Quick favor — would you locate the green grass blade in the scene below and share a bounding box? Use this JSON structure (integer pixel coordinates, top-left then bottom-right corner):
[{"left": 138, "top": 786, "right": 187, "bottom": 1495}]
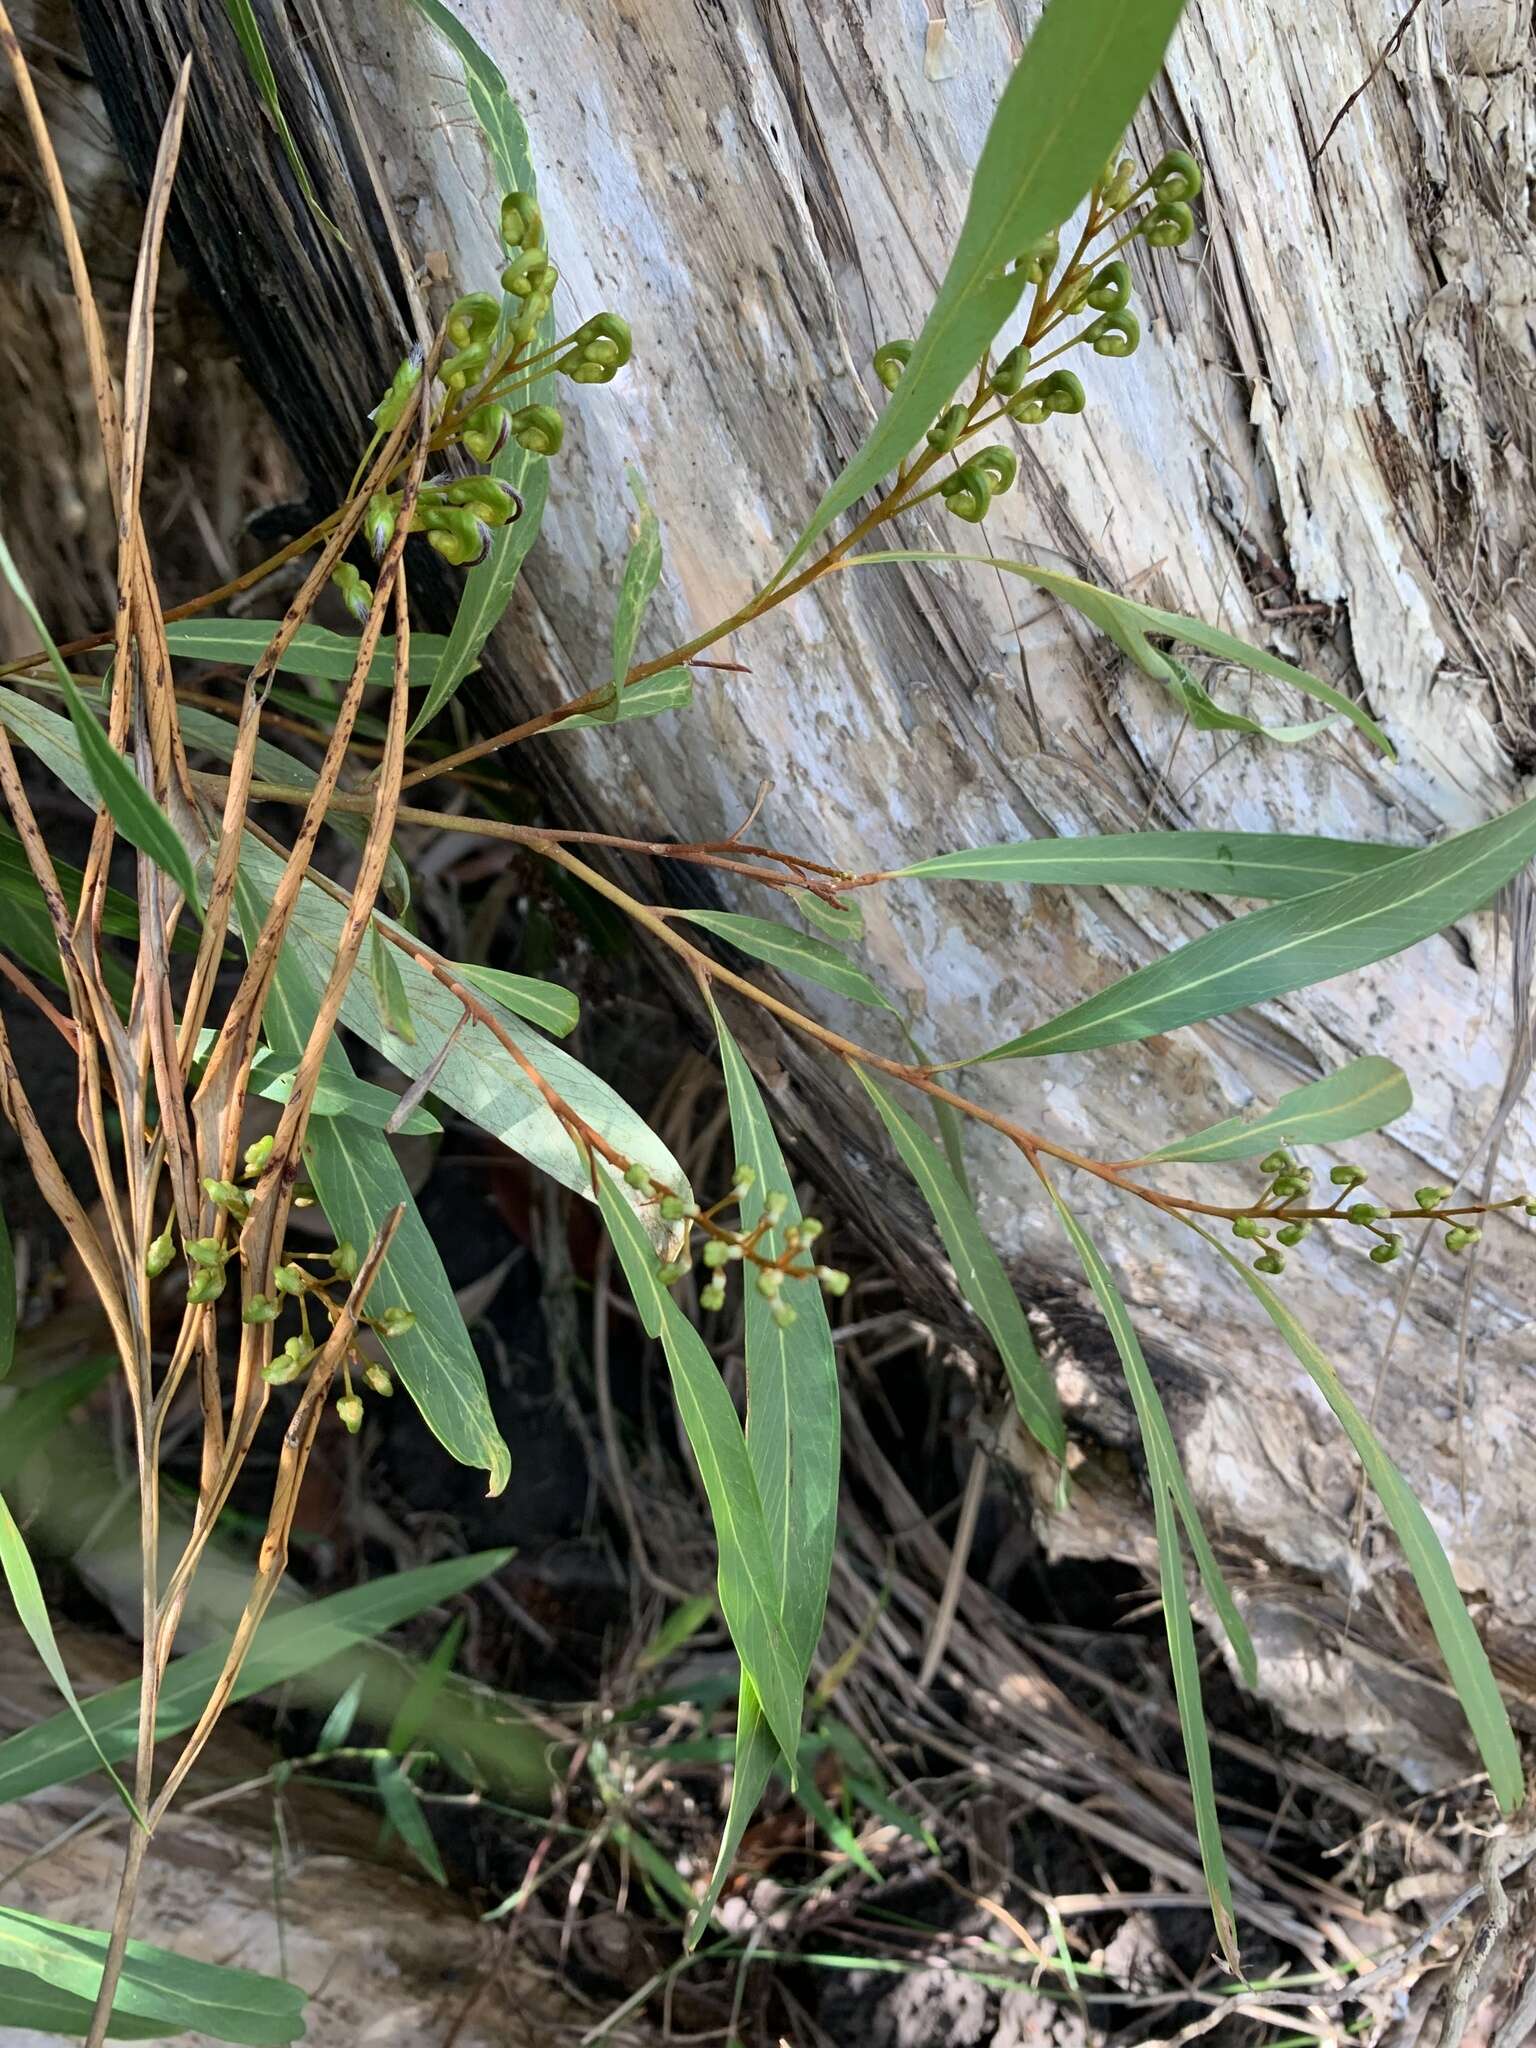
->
[
  {"left": 896, "top": 831, "right": 1411, "bottom": 901},
  {"left": 847, "top": 550, "right": 1391, "bottom": 756},
  {"left": 1049, "top": 1198, "right": 1243, "bottom": 1969},
  {"left": 371, "top": 1756, "right": 447, "bottom": 1884},
  {"left": 162, "top": 619, "right": 445, "bottom": 685},
  {"left": 605, "top": 466, "right": 662, "bottom": 718},
  {"left": 688, "top": 1680, "right": 779, "bottom": 1947},
  {"left": 0, "top": 1903, "right": 307, "bottom": 2045},
  {"left": 777, "top": 0, "right": 1187, "bottom": 575},
  {"left": 1195, "top": 1227, "right": 1523, "bottom": 1812},
  {"left": 0, "top": 1550, "right": 513, "bottom": 1806},
  {"left": 0, "top": 1494, "right": 145, "bottom": 1825},
  {"left": 675, "top": 909, "right": 895, "bottom": 1011},
  {"left": 452, "top": 960, "right": 579, "bottom": 1037},
  {"left": 976, "top": 790, "right": 1536, "bottom": 1060},
  {"left": 386, "top": 1615, "right": 465, "bottom": 1756},
  {"left": 1143, "top": 1056, "right": 1411, "bottom": 1164},
  {"left": 853, "top": 1066, "right": 1065, "bottom": 1461}
]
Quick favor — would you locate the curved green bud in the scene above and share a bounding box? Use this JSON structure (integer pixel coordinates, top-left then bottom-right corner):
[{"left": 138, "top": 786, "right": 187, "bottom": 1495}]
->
[
  {"left": 940, "top": 461, "right": 993, "bottom": 523},
  {"left": 511, "top": 289, "right": 554, "bottom": 347},
  {"left": 187, "top": 1265, "right": 226, "bottom": 1305},
  {"left": 364, "top": 1363, "right": 395, "bottom": 1397},
  {"left": 374, "top": 1304, "right": 416, "bottom": 1337},
  {"left": 1369, "top": 1237, "right": 1403, "bottom": 1264},
  {"left": 700, "top": 1280, "right": 727, "bottom": 1313},
  {"left": 446, "top": 292, "right": 500, "bottom": 350},
  {"left": 508, "top": 402, "right": 564, "bottom": 455},
  {"left": 444, "top": 476, "right": 523, "bottom": 525},
  {"left": 273, "top": 1262, "right": 306, "bottom": 1296},
  {"left": 1275, "top": 1221, "right": 1311, "bottom": 1246},
  {"left": 370, "top": 347, "right": 424, "bottom": 430},
  {"left": 441, "top": 340, "right": 491, "bottom": 398},
  {"left": 973, "top": 444, "right": 1018, "bottom": 493},
  {"left": 328, "top": 1241, "right": 360, "bottom": 1281},
  {"left": 1042, "top": 370, "right": 1086, "bottom": 415},
  {"left": 1143, "top": 200, "right": 1195, "bottom": 248},
  {"left": 422, "top": 503, "right": 492, "bottom": 566},
  {"left": 500, "top": 190, "right": 544, "bottom": 253},
  {"left": 1444, "top": 1225, "right": 1482, "bottom": 1252},
  {"left": 462, "top": 404, "right": 509, "bottom": 463},
  {"left": 1329, "top": 1163, "right": 1367, "bottom": 1187},
  {"left": 623, "top": 1161, "right": 651, "bottom": 1189},
  {"left": 1086, "top": 259, "right": 1132, "bottom": 312},
  {"left": 1057, "top": 264, "right": 1094, "bottom": 313},
  {"left": 242, "top": 1293, "right": 280, "bottom": 1326},
  {"left": 364, "top": 493, "right": 395, "bottom": 559},
  {"left": 1414, "top": 1185, "right": 1453, "bottom": 1210},
  {"left": 557, "top": 311, "right": 633, "bottom": 384},
  {"left": 336, "top": 1393, "right": 365, "bottom": 1434},
  {"left": 1088, "top": 309, "right": 1140, "bottom": 357},
  {"left": 1253, "top": 1251, "right": 1286, "bottom": 1274},
  {"left": 926, "top": 404, "right": 968, "bottom": 453},
  {"left": 1151, "top": 149, "right": 1203, "bottom": 204},
  {"left": 1104, "top": 156, "right": 1139, "bottom": 210},
  {"left": 501, "top": 249, "right": 558, "bottom": 301},
  {"left": 262, "top": 1351, "right": 309, "bottom": 1386},
  {"left": 990, "top": 343, "right": 1032, "bottom": 397},
  {"left": 145, "top": 1222, "right": 176, "bottom": 1277},
  {"left": 873, "top": 339, "right": 914, "bottom": 392},
  {"left": 1013, "top": 229, "right": 1059, "bottom": 285},
  {"left": 331, "top": 562, "right": 372, "bottom": 625}
]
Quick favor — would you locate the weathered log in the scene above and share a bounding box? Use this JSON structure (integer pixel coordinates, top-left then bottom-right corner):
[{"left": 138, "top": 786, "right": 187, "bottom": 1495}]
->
[{"left": 68, "top": 0, "right": 1536, "bottom": 1781}]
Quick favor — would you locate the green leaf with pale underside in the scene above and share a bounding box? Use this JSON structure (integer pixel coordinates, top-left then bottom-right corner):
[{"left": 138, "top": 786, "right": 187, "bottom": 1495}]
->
[
  {"left": 1143, "top": 1056, "right": 1411, "bottom": 1164},
  {"left": 674, "top": 909, "right": 894, "bottom": 1011},
  {"left": 896, "top": 830, "right": 1411, "bottom": 901}
]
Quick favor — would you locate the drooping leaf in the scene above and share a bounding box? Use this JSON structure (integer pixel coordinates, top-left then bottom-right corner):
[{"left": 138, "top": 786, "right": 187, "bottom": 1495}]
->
[
  {"left": 0, "top": 1493, "right": 144, "bottom": 1823},
  {"left": 0, "top": 1550, "right": 513, "bottom": 1806},
  {"left": 559, "top": 664, "right": 694, "bottom": 731},
  {"left": 315, "top": 1675, "right": 366, "bottom": 1756},
  {"left": 853, "top": 1066, "right": 1065, "bottom": 1461},
  {"left": 674, "top": 909, "right": 895, "bottom": 1011},
  {"left": 604, "top": 466, "right": 663, "bottom": 721},
  {"left": 790, "top": 887, "right": 865, "bottom": 942},
  {"left": 1163, "top": 659, "right": 1333, "bottom": 747},
  {"left": 1143, "top": 1056, "right": 1411, "bottom": 1164},
  {"left": 975, "top": 787, "right": 1536, "bottom": 1060},
  {"left": 1195, "top": 1226, "right": 1523, "bottom": 1813},
  {"left": 847, "top": 550, "right": 1392, "bottom": 756},
  {"left": 369, "top": 925, "right": 418, "bottom": 1044},
  {"left": 0, "top": 1904, "right": 307, "bottom": 2045},
  {"left": 594, "top": 1169, "right": 805, "bottom": 1768},
  {"left": 896, "top": 829, "right": 1411, "bottom": 900},
  {"left": 778, "top": 0, "right": 1188, "bottom": 575},
  {"left": 404, "top": 0, "right": 552, "bottom": 736},
  {"left": 689, "top": 1006, "right": 842, "bottom": 1943},
  {"left": 1050, "top": 1197, "right": 1244, "bottom": 1970},
  {"left": 220, "top": 0, "right": 346, "bottom": 249},
  {"left": 371, "top": 1755, "right": 446, "bottom": 1883},
  {"left": 0, "top": 1358, "right": 114, "bottom": 1491},
  {"left": 451, "top": 960, "right": 579, "bottom": 1037},
  {"left": 163, "top": 619, "right": 447, "bottom": 687}
]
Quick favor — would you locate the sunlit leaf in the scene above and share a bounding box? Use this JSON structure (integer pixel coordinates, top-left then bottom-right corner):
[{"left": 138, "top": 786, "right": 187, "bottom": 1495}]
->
[
  {"left": 1144, "top": 1056, "right": 1411, "bottom": 1164},
  {"left": 559, "top": 664, "right": 694, "bottom": 731},
  {"left": 790, "top": 886, "right": 865, "bottom": 942},
  {"left": 896, "top": 831, "right": 1410, "bottom": 901},
  {"left": 452, "top": 960, "right": 579, "bottom": 1037},
  {"left": 674, "top": 909, "right": 895, "bottom": 1011}
]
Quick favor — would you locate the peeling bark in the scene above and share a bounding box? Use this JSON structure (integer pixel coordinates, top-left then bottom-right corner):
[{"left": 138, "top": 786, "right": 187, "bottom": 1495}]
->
[{"left": 66, "top": 0, "right": 1536, "bottom": 1783}]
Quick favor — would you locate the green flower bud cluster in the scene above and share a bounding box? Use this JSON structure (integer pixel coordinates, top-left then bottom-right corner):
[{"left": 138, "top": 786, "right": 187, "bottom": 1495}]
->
[
  {"left": 554, "top": 312, "right": 633, "bottom": 386},
  {"left": 629, "top": 1157, "right": 849, "bottom": 1321},
  {"left": 359, "top": 474, "right": 526, "bottom": 572}
]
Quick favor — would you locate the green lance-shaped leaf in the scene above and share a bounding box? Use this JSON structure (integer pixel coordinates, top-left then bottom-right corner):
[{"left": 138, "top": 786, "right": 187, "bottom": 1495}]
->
[
  {"left": 0, "top": 1358, "right": 115, "bottom": 1489},
  {"left": 1163, "top": 659, "right": 1333, "bottom": 748},
  {"left": 602, "top": 465, "right": 663, "bottom": 723},
  {"left": 1049, "top": 1196, "right": 1247, "bottom": 1971},
  {"left": 372, "top": 1755, "right": 447, "bottom": 1884},
  {"left": 853, "top": 1065, "right": 1065, "bottom": 1462},
  {"left": 896, "top": 830, "right": 1413, "bottom": 901},
  {"left": 163, "top": 618, "right": 449, "bottom": 687},
  {"left": 688, "top": 1005, "right": 842, "bottom": 1944},
  {"left": 0, "top": 1904, "right": 308, "bottom": 2045},
  {"left": 558, "top": 664, "right": 694, "bottom": 731},
  {"left": 777, "top": 0, "right": 1188, "bottom": 576},
  {"left": 245, "top": 1045, "right": 442, "bottom": 1135},
  {"left": 451, "top": 959, "right": 579, "bottom": 1038},
  {"left": 404, "top": 0, "right": 553, "bottom": 737},
  {"left": 0, "top": 813, "right": 194, "bottom": 947},
  {"left": 594, "top": 1168, "right": 805, "bottom": 1770},
  {"left": 673, "top": 909, "right": 896, "bottom": 1012},
  {"left": 369, "top": 924, "right": 418, "bottom": 1044},
  {"left": 0, "top": 1965, "right": 169, "bottom": 2041},
  {"left": 0, "top": 529, "right": 204, "bottom": 908},
  {"left": 846, "top": 550, "right": 1392, "bottom": 756},
  {"left": 220, "top": 0, "right": 346, "bottom": 251},
  {"left": 0, "top": 1549, "right": 513, "bottom": 1807},
  {"left": 1194, "top": 1225, "right": 1523, "bottom": 1813},
  {"left": 0, "top": 1493, "right": 145, "bottom": 1824},
  {"left": 1143, "top": 1055, "right": 1411, "bottom": 1165},
  {"left": 974, "top": 784, "right": 1536, "bottom": 1061},
  {"left": 386, "top": 1616, "right": 466, "bottom": 1758},
  {"left": 790, "top": 886, "right": 865, "bottom": 942},
  {"left": 241, "top": 875, "right": 510, "bottom": 1494}
]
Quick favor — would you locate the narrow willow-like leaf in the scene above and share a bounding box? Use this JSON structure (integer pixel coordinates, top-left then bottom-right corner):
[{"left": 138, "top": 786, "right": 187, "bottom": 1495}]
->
[
  {"left": 594, "top": 1170, "right": 804, "bottom": 1768},
  {"left": 372, "top": 1756, "right": 447, "bottom": 1883},
  {"left": 604, "top": 465, "right": 662, "bottom": 722},
  {"left": 0, "top": 1964, "right": 167, "bottom": 2040},
  {"left": 0, "top": 1494, "right": 143, "bottom": 1823},
  {"left": 896, "top": 830, "right": 1410, "bottom": 900},
  {"left": 674, "top": 909, "right": 895, "bottom": 1011},
  {"left": 163, "top": 619, "right": 446, "bottom": 686},
  {"left": 0, "top": 813, "right": 176, "bottom": 944},
  {"left": 369, "top": 925, "right": 417, "bottom": 1044},
  {"left": 1165, "top": 660, "right": 1332, "bottom": 747},
  {"left": 847, "top": 550, "right": 1392, "bottom": 756},
  {"left": 315, "top": 1676, "right": 366, "bottom": 1756},
  {"left": 220, "top": 0, "right": 345, "bottom": 250},
  {"left": 1144, "top": 1056, "right": 1411, "bottom": 1165},
  {"left": 690, "top": 1006, "right": 842, "bottom": 1943},
  {"left": 559, "top": 663, "right": 694, "bottom": 731},
  {"left": 245, "top": 879, "right": 509, "bottom": 1494},
  {"left": 1050, "top": 1198, "right": 1243, "bottom": 1969},
  {"left": 977, "top": 788, "right": 1536, "bottom": 1060},
  {"left": 386, "top": 1616, "right": 465, "bottom": 1756},
  {"left": 778, "top": 0, "right": 1187, "bottom": 576},
  {"left": 0, "top": 1550, "right": 513, "bottom": 1806},
  {"left": 452, "top": 960, "right": 579, "bottom": 1037},
  {"left": 245, "top": 1046, "right": 441, "bottom": 1135},
  {"left": 790, "top": 887, "right": 865, "bottom": 942},
  {"left": 853, "top": 1065, "right": 1065, "bottom": 1461},
  {"left": 1196, "top": 1226, "right": 1523, "bottom": 1812},
  {"left": 404, "top": 0, "right": 551, "bottom": 736},
  {"left": 0, "top": 1359, "right": 114, "bottom": 1488},
  {"left": 0, "top": 1903, "right": 306, "bottom": 2045}
]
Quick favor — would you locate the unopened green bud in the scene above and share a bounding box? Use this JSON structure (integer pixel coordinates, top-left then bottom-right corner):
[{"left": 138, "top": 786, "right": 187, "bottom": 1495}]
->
[
  {"left": 624, "top": 1162, "right": 652, "bottom": 1189},
  {"left": 816, "top": 1266, "right": 850, "bottom": 1297},
  {"left": 926, "top": 404, "right": 968, "bottom": 454},
  {"left": 1014, "top": 229, "right": 1059, "bottom": 284},
  {"left": 336, "top": 1393, "right": 365, "bottom": 1435},
  {"left": 656, "top": 1261, "right": 687, "bottom": 1287},
  {"left": 363, "top": 1363, "right": 395, "bottom": 1397},
  {"left": 262, "top": 1352, "right": 308, "bottom": 1386},
  {"left": 203, "top": 1177, "right": 250, "bottom": 1220},
  {"left": 1150, "top": 149, "right": 1203, "bottom": 203},
  {"left": 331, "top": 562, "right": 373, "bottom": 626},
  {"left": 187, "top": 1265, "right": 226, "bottom": 1304},
  {"left": 1415, "top": 1186, "right": 1452, "bottom": 1210},
  {"left": 701, "top": 1238, "right": 731, "bottom": 1269},
  {"left": 363, "top": 492, "right": 395, "bottom": 559},
  {"left": 770, "top": 1299, "right": 798, "bottom": 1330},
  {"left": 370, "top": 348, "right": 423, "bottom": 431},
  {"left": 462, "top": 403, "right": 510, "bottom": 464},
  {"left": 1270, "top": 1172, "right": 1309, "bottom": 1199},
  {"left": 730, "top": 1164, "right": 755, "bottom": 1192},
  {"left": 659, "top": 1195, "right": 687, "bottom": 1222},
  {"left": 700, "top": 1280, "right": 727, "bottom": 1312},
  {"left": 1275, "top": 1221, "right": 1311, "bottom": 1247},
  {"left": 242, "top": 1293, "right": 280, "bottom": 1325},
  {"left": 1259, "top": 1150, "right": 1292, "bottom": 1175},
  {"left": 446, "top": 292, "right": 499, "bottom": 350},
  {"left": 755, "top": 1267, "right": 784, "bottom": 1299},
  {"left": 243, "top": 1133, "right": 275, "bottom": 1179},
  {"left": 283, "top": 1334, "right": 314, "bottom": 1365},
  {"left": 273, "top": 1261, "right": 306, "bottom": 1296},
  {"left": 798, "top": 1218, "right": 824, "bottom": 1244},
  {"left": 500, "top": 191, "right": 544, "bottom": 252},
  {"left": 1253, "top": 1252, "right": 1286, "bottom": 1275},
  {"left": 1369, "top": 1237, "right": 1403, "bottom": 1264},
  {"left": 1232, "top": 1216, "right": 1269, "bottom": 1240},
  {"left": 873, "top": 338, "right": 913, "bottom": 391},
  {"left": 1330, "top": 1163, "right": 1367, "bottom": 1187},
  {"left": 328, "top": 1241, "right": 359, "bottom": 1282},
  {"left": 1444, "top": 1226, "right": 1482, "bottom": 1252},
  {"left": 508, "top": 403, "right": 564, "bottom": 456},
  {"left": 374, "top": 1305, "right": 416, "bottom": 1338},
  {"left": 1143, "top": 199, "right": 1195, "bottom": 247},
  {"left": 1346, "top": 1202, "right": 1385, "bottom": 1225},
  {"left": 186, "top": 1235, "right": 226, "bottom": 1269},
  {"left": 1524, "top": 1197, "right": 1536, "bottom": 1217},
  {"left": 990, "top": 343, "right": 1033, "bottom": 397},
  {"left": 763, "top": 1190, "right": 789, "bottom": 1225},
  {"left": 145, "top": 1222, "right": 176, "bottom": 1277},
  {"left": 1085, "top": 259, "right": 1132, "bottom": 311}
]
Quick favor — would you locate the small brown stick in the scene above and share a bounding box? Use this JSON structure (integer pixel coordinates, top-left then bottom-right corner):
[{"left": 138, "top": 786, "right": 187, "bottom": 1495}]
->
[{"left": 0, "top": 950, "right": 79, "bottom": 1049}]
